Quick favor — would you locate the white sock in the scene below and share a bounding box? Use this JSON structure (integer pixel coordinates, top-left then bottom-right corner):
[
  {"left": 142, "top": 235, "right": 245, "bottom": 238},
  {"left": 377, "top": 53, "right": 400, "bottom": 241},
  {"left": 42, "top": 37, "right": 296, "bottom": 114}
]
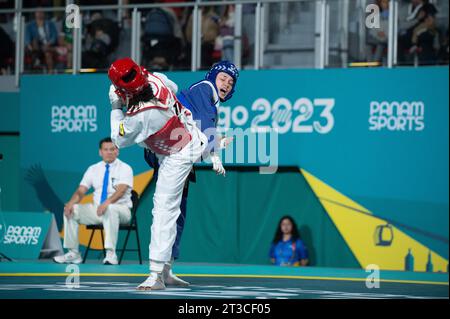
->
[
  {"left": 165, "top": 258, "right": 174, "bottom": 268},
  {"left": 150, "top": 259, "right": 165, "bottom": 273}
]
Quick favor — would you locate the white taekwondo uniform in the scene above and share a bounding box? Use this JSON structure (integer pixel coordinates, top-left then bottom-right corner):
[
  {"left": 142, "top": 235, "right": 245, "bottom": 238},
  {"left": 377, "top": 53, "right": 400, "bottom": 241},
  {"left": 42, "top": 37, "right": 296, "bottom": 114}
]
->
[{"left": 109, "top": 72, "right": 207, "bottom": 272}]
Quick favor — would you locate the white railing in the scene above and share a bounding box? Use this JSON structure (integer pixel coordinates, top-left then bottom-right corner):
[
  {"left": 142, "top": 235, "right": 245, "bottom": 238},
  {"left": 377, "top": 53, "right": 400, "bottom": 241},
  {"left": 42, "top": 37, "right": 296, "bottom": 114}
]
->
[{"left": 0, "top": 0, "right": 406, "bottom": 86}]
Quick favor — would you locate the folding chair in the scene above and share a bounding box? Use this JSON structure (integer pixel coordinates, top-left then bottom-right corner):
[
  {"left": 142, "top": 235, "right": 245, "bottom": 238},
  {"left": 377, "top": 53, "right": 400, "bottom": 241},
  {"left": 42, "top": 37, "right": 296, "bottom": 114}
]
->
[{"left": 82, "top": 190, "right": 143, "bottom": 264}]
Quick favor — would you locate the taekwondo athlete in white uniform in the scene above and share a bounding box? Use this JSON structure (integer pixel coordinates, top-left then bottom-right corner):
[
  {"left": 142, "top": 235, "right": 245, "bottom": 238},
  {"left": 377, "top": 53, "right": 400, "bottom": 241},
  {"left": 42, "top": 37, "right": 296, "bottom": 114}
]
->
[{"left": 108, "top": 57, "right": 209, "bottom": 290}]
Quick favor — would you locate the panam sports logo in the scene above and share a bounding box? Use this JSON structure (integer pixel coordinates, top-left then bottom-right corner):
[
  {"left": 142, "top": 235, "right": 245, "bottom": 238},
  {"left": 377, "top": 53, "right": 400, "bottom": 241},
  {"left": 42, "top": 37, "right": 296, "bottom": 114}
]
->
[
  {"left": 369, "top": 101, "right": 425, "bottom": 131},
  {"left": 51, "top": 105, "right": 98, "bottom": 133},
  {"left": 3, "top": 225, "right": 42, "bottom": 245}
]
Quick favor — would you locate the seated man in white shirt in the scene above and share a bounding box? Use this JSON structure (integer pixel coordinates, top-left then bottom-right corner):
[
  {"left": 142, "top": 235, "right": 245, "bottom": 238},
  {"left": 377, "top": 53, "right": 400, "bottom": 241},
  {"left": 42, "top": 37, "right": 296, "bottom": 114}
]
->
[{"left": 54, "top": 137, "right": 134, "bottom": 265}]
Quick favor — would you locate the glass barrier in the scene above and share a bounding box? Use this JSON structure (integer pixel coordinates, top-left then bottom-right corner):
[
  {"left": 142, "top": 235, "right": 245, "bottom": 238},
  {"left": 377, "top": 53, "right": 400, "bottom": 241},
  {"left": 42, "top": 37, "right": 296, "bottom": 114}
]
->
[
  {"left": 396, "top": 0, "right": 449, "bottom": 66},
  {"left": 1, "top": 0, "right": 448, "bottom": 78},
  {"left": 81, "top": 9, "right": 120, "bottom": 72},
  {"left": 22, "top": 0, "right": 60, "bottom": 9},
  {"left": 0, "top": 0, "right": 14, "bottom": 10},
  {"left": 262, "top": 1, "right": 316, "bottom": 69},
  {"left": 241, "top": 3, "right": 256, "bottom": 68},
  {"left": 323, "top": 0, "right": 387, "bottom": 68},
  {"left": 189, "top": 3, "right": 257, "bottom": 71},
  {"left": 74, "top": 0, "right": 117, "bottom": 5},
  {"left": 22, "top": 8, "right": 70, "bottom": 74},
  {"left": 139, "top": 5, "right": 193, "bottom": 71},
  {"left": 0, "top": 12, "right": 15, "bottom": 75},
  {"left": 327, "top": 0, "right": 450, "bottom": 68},
  {"left": 326, "top": 0, "right": 378, "bottom": 68}
]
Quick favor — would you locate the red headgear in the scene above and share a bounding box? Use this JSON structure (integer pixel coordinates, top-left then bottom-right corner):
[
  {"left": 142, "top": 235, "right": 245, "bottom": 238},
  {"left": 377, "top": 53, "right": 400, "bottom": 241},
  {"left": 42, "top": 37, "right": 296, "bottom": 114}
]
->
[{"left": 108, "top": 57, "right": 149, "bottom": 100}]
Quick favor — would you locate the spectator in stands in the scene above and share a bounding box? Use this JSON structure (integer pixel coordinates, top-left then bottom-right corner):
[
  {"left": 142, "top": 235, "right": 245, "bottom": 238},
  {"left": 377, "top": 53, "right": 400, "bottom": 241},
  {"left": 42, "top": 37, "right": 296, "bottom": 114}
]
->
[
  {"left": 241, "top": 4, "right": 256, "bottom": 66},
  {"left": 83, "top": 12, "right": 119, "bottom": 69},
  {"left": 410, "top": 8, "right": 440, "bottom": 65},
  {"left": 25, "top": 10, "right": 58, "bottom": 73},
  {"left": 78, "top": 0, "right": 118, "bottom": 22},
  {"left": 141, "top": 7, "right": 184, "bottom": 71},
  {"left": 366, "top": 0, "right": 389, "bottom": 64},
  {"left": 219, "top": 5, "right": 235, "bottom": 62},
  {"left": 23, "top": 1, "right": 62, "bottom": 32},
  {"left": 437, "top": 29, "right": 449, "bottom": 64},
  {"left": 185, "top": 6, "right": 220, "bottom": 69},
  {"left": 160, "top": 0, "right": 187, "bottom": 22},
  {"left": 54, "top": 32, "right": 70, "bottom": 72},
  {"left": 0, "top": 25, "right": 14, "bottom": 74},
  {"left": 398, "top": 0, "right": 438, "bottom": 64},
  {"left": 269, "top": 215, "right": 309, "bottom": 267}
]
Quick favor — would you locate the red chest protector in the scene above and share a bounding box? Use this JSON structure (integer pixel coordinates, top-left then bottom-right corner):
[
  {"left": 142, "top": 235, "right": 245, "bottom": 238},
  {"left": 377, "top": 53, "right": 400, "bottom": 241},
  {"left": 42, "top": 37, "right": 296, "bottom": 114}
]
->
[
  {"left": 144, "top": 114, "right": 192, "bottom": 155},
  {"left": 126, "top": 74, "right": 193, "bottom": 156}
]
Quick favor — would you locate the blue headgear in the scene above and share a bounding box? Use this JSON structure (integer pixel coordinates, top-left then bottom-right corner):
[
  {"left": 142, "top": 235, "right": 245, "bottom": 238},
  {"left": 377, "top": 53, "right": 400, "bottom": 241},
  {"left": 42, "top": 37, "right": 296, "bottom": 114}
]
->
[{"left": 205, "top": 60, "right": 239, "bottom": 102}]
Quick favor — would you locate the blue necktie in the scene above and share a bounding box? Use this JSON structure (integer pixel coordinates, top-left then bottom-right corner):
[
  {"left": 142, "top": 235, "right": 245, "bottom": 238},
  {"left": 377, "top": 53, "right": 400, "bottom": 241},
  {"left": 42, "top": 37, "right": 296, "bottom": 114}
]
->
[{"left": 100, "top": 163, "right": 110, "bottom": 204}]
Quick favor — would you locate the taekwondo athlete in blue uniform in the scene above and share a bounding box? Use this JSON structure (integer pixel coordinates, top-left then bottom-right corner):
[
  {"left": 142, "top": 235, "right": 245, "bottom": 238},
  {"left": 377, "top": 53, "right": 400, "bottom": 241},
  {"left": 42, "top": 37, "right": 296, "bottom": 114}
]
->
[{"left": 144, "top": 61, "right": 239, "bottom": 286}]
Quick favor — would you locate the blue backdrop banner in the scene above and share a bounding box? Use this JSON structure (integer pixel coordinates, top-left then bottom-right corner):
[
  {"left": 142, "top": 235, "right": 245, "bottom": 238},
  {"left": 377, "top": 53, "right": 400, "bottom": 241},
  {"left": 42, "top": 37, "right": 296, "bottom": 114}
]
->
[{"left": 19, "top": 67, "right": 449, "bottom": 261}]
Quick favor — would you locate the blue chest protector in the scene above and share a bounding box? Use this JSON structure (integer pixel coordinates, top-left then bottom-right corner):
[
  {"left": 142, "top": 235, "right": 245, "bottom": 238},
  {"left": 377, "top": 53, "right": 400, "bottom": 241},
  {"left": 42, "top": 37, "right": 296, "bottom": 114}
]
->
[
  {"left": 177, "top": 80, "right": 220, "bottom": 151},
  {"left": 143, "top": 80, "right": 219, "bottom": 261}
]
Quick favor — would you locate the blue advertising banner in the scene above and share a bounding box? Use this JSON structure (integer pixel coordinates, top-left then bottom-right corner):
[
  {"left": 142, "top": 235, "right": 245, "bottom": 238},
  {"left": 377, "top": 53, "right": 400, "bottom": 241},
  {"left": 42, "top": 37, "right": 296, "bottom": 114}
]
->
[
  {"left": 0, "top": 211, "right": 52, "bottom": 259},
  {"left": 18, "top": 67, "right": 449, "bottom": 266}
]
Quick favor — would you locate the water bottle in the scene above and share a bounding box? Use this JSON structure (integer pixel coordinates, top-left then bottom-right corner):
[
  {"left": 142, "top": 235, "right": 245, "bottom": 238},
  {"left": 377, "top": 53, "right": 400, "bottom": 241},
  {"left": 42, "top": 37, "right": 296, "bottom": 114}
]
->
[
  {"left": 426, "top": 251, "right": 434, "bottom": 272},
  {"left": 405, "top": 248, "right": 414, "bottom": 271}
]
